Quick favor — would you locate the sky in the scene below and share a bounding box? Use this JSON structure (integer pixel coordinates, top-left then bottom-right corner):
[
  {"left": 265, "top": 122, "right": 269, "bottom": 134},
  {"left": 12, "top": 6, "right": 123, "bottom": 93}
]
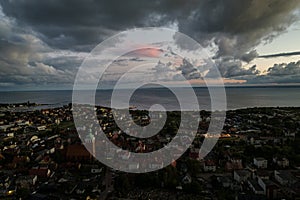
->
[{"left": 0, "top": 0, "right": 300, "bottom": 90}]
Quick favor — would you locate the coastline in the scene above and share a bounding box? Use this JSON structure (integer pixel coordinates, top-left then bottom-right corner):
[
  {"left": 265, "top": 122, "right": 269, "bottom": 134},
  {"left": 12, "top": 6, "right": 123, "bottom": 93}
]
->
[{"left": 1, "top": 102, "right": 300, "bottom": 112}]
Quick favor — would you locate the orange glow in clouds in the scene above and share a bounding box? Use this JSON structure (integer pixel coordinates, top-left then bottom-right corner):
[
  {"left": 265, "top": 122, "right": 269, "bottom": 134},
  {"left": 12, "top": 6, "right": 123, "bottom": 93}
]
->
[{"left": 130, "top": 47, "right": 163, "bottom": 58}]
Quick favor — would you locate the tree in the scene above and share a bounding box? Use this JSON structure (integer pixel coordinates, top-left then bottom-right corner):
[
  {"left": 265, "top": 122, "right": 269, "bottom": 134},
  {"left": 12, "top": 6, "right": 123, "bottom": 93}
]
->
[
  {"left": 187, "top": 159, "right": 201, "bottom": 175},
  {"left": 115, "top": 174, "right": 131, "bottom": 197},
  {"left": 16, "top": 188, "right": 30, "bottom": 199},
  {"left": 163, "top": 166, "right": 179, "bottom": 188},
  {"left": 182, "top": 181, "right": 202, "bottom": 194}
]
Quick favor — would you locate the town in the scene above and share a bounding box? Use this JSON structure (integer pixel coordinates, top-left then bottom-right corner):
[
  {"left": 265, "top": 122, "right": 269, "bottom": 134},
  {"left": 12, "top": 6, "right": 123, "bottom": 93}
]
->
[{"left": 0, "top": 104, "right": 299, "bottom": 199}]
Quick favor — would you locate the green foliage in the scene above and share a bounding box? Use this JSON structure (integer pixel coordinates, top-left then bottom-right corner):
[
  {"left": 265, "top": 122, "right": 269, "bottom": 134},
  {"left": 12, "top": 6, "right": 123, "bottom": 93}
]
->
[
  {"left": 186, "top": 159, "right": 201, "bottom": 175},
  {"left": 16, "top": 188, "right": 30, "bottom": 199},
  {"left": 135, "top": 172, "right": 160, "bottom": 188},
  {"left": 115, "top": 174, "right": 131, "bottom": 197},
  {"left": 182, "top": 181, "right": 202, "bottom": 194},
  {"left": 163, "top": 166, "right": 179, "bottom": 188}
]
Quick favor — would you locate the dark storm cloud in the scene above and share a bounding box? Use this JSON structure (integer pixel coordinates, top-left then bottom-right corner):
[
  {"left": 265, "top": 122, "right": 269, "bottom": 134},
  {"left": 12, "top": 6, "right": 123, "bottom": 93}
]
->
[
  {"left": 42, "top": 55, "right": 84, "bottom": 72},
  {"left": 206, "top": 58, "right": 260, "bottom": 78},
  {"left": 178, "top": 59, "right": 201, "bottom": 79},
  {"left": 267, "top": 60, "right": 300, "bottom": 76},
  {"left": 220, "top": 63, "right": 259, "bottom": 78},
  {"left": 152, "top": 59, "right": 203, "bottom": 81},
  {"left": 247, "top": 60, "right": 300, "bottom": 83},
  {"left": 177, "top": 0, "right": 300, "bottom": 58},
  {"left": 1, "top": 0, "right": 299, "bottom": 54},
  {"left": 0, "top": 0, "right": 161, "bottom": 51},
  {"left": 0, "top": 0, "right": 300, "bottom": 88},
  {"left": 0, "top": 8, "right": 76, "bottom": 89},
  {"left": 241, "top": 50, "right": 259, "bottom": 63}
]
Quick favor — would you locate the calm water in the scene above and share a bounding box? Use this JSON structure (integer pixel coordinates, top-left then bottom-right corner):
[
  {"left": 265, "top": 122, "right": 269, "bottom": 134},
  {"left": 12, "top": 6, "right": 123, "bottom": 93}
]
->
[{"left": 0, "top": 86, "right": 299, "bottom": 111}]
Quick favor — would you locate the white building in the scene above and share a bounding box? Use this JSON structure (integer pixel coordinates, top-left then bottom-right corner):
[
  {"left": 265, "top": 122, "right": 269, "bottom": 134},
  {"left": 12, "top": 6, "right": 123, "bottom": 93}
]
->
[
  {"left": 254, "top": 157, "right": 268, "bottom": 169},
  {"left": 273, "top": 157, "right": 289, "bottom": 168},
  {"left": 128, "top": 162, "right": 139, "bottom": 170},
  {"left": 203, "top": 160, "right": 216, "bottom": 172}
]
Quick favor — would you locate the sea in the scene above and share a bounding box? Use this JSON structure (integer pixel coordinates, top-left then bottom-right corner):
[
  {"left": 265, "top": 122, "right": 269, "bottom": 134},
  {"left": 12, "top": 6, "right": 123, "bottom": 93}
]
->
[{"left": 0, "top": 86, "right": 300, "bottom": 111}]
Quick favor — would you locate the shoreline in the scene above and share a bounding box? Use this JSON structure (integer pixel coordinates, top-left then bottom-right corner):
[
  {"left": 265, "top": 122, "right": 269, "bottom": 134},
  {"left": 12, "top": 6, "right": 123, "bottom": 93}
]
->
[{"left": 0, "top": 102, "right": 300, "bottom": 113}]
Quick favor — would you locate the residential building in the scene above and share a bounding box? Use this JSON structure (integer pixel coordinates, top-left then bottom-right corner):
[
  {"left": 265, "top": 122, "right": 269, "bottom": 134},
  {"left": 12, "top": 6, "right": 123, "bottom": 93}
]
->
[
  {"left": 203, "top": 160, "right": 216, "bottom": 172},
  {"left": 254, "top": 157, "right": 268, "bottom": 169}
]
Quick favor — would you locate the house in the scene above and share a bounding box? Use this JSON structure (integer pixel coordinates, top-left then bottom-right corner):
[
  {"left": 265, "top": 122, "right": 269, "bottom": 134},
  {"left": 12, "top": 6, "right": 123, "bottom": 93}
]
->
[
  {"left": 128, "top": 162, "right": 139, "bottom": 170},
  {"left": 79, "top": 164, "right": 103, "bottom": 174},
  {"left": 12, "top": 156, "right": 30, "bottom": 168},
  {"left": 6, "top": 133, "right": 14, "bottom": 137},
  {"left": 225, "top": 158, "right": 243, "bottom": 172},
  {"left": 273, "top": 157, "right": 289, "bottom": 168},
  {"left": 29, "top": 166, "right": 51, "bottom": 178},
  {"left": 0, "top": 174, "right": 11, "bottom": 192},
  {"left": 16, "top": 175, "right": 37, "bottom": 189},
  {"left": 182, "top": 174, "right": 192, "bottom": 184},
  {"left": 119, "top": 151, "right": 130, "bottom": 160},
  {"left": 274, "top": 170, "right": 297, "bottom": 186},
  {"left": 149, "top": 162, "right": 163, "bottom": 170},
  {"left": 234, "top": 170, "right": 251, "bottom": 183},
  {"left": 254, "top": 157, "right": 268, "bottom": 169},
  {"left": 217, "top": 176, "right": 232, "bottom": 188},
  {"left": 203, "top": 160, "right": 216, "bottom": 172},
  {"left": 257, "top": 177, "right": 278, "bottom": 199},
  {"left": 0, "top": 124, "right": 13, "bottom": 132},
  {"left": 37, "top": 125, "right": 47, "bottom": 131},
  {"left": 285, "top": 132, "right": 295, "bottom": 137},
  {"left": 189, "top": 148, "right": 200, "bottom": 160},
  {"left": 255, "top": 170, "right": 272, "bottom": 180}
]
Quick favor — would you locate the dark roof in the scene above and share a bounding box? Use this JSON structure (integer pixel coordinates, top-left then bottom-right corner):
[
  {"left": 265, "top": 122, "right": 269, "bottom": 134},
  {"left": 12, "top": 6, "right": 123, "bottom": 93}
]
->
[
  {"left": 248, "top": 180, "right": 264, "bottom": 192},
  {"left": 238, "top": 194, "right": 266, "bottom": 200},
  {"left": 235, "top": 169, "right": 251, "bottom": 177}
]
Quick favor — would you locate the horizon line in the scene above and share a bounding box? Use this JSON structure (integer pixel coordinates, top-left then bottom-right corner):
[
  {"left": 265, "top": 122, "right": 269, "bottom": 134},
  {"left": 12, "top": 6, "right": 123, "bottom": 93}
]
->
[{"left": 1, "top": 83, "right": 300, "bottom": 92}]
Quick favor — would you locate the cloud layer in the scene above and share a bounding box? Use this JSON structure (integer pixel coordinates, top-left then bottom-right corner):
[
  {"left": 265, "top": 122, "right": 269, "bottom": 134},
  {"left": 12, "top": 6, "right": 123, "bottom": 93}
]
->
[
  {"left": 247, "top": 60, "right": 300, "bottom": 84},
  {"left": 0, "top": 0, "right": 300, "bottom": 89}
]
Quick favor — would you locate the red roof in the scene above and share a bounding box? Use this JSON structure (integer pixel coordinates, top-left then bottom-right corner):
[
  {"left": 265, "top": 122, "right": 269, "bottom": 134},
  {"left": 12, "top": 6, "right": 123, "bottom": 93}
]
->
[
  {"left": 205, "top": 160, "right": 216, "bottom": 166},
  {"left": 66, "top": 144, "right": 91, "bottom": 158},
  {"left": 29, "top": 168, "right": 49, "bottom": 177}
]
